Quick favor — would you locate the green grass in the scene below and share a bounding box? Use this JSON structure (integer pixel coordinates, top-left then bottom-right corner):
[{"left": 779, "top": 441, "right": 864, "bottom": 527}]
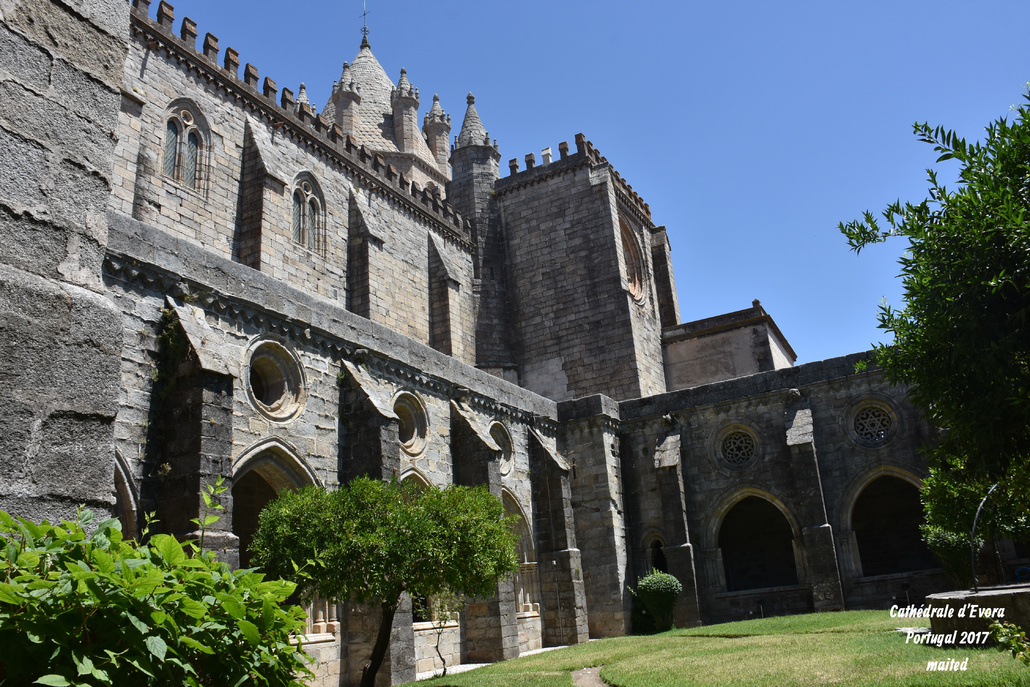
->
[{"left": 408, "top": 611, "right": 1030, "bottom": 686}]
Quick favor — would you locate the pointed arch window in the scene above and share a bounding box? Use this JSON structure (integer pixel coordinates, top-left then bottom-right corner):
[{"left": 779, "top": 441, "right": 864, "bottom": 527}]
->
[
  {"left": 162, "top": 106, "right": 204, "bottom": 190},
  {"left": 619, "top": 216, "right": 645, "bottom": 302},
  {"left": 291, "top": 175, "right": 326, "bottom": 254}
]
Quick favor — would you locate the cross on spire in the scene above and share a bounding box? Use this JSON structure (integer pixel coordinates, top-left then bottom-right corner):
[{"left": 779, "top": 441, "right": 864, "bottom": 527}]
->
[{"left": 361, "top": 0, "right": 369, "bottom": 40}]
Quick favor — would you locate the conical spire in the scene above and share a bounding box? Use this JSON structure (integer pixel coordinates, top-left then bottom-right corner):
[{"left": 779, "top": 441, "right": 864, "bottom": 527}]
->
[
  {"left": 424, "top": 93, "right": 448, "bottom": 126},
  {"left": 456, "top": 93, "right": 488, "bottom": 148},
  {"left": 296, "top": 83, "right": 310, "bottom": 106},
  {"left": 391, "top": 68, "right": 418, "bottom": 106},
  {"left": 348, "top": 34, "right": 394, "bottom": 113},
  {"left": 423, "top": 94, "right": 451, "bottom": 167}
]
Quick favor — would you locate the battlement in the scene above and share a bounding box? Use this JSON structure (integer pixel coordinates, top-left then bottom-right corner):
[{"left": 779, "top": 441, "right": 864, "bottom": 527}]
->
[
  {"left": 498, "top": 132, "right": 651, "bottom": 219},
  {"left": 130, "top": 0, "right": 470, "bottom": 243}
]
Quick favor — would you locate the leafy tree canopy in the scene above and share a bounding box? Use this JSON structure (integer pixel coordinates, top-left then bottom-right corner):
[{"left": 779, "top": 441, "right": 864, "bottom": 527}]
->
[
  {"left": 839, "top": 88, "right": 1030, "bottom": 494},
  {"left": 840, "top": 86, "right": 1030, "bottom": 574},
  {"left": 251, "top": 477, "right": 519, "bottom": 687}
]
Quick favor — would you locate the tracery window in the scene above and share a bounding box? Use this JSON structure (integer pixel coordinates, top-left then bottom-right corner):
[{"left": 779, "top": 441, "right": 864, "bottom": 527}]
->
[
  {"left": 721, "top": 431, "right": 756, "bottom": 467},
  {"left": 853, "top": 406, "right": 892, "bottom": 445},
  {"left": 291, "top": 175, "right": 325, "bottom": 254},
  {"left": 394, "top": 392, "right": 429, "bottom": 456},
  {"left": 162, "top": 107, "right": 203, "bottom": 190},
  {"left": 714, "top": 424, "right": 760, "bottom": 470},
  {"left": 844, "top": 398, "right": 898, "bottom": 448},
  {"left": 620, "top": 217, "right": 645, "bottom": 301}
]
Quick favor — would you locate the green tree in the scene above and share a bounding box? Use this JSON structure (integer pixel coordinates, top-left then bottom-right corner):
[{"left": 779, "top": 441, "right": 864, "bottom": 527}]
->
[
  {"left": 0, "top": 508, "right": 311, "bottom": 686},
  {"left": 839, "top": 86, "right": 1030, "bottom": 563},
  {"left": 251, "top": 477, "right": 519, "bottom": 687}
]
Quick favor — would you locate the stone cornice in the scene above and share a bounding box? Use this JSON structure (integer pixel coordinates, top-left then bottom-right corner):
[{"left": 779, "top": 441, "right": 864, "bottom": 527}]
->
[{"left": 103, "top": 211, "right": 555, "bottom": 424}]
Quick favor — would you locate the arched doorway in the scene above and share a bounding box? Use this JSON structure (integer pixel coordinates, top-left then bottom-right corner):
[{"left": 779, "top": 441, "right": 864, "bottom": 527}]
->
[
  {"left": 232, "top": 468, "right": 279, "bottom": 568},
  {"left": 648, "top": 538, "right": 668, "bottom": 573},
  {"left": 852, "top": 476, "right": 937, "bottom": 576},
  {"left": 232, "top": 441, "right": 317, "bottom": 567},
  {"left": 231, "top": 441, "right": 332, "bottom": 635},
  {"left": 719, "top": 496, "right": 798, "bottom": 591},
  {"left": 400, "top": 469, "right": 433, "bottom": 622}
]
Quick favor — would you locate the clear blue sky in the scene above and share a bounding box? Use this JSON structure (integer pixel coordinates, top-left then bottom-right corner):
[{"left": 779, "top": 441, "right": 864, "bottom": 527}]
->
[{"left": 148, "top": 0, "right": 1030, "bottom": 363}]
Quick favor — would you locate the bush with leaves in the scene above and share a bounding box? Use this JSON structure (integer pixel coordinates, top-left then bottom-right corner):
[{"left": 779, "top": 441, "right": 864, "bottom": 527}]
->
[
  {"left": 0, "top": 507, "right": 312, "bottom": 686},
  {"left": 251, "top": 477, "right": 519, "bottom": 687},
  {"left": 629, "top": 571, "right": 682, "bottom": 632},
  {"left": 992, "top": 620, "right": 1030, "bottom": 668}
]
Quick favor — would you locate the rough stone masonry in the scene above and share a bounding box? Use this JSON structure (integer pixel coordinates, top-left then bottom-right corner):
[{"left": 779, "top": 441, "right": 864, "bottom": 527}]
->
[{"left": 3, "top": 2, "right": 1022, "bottom": 685}]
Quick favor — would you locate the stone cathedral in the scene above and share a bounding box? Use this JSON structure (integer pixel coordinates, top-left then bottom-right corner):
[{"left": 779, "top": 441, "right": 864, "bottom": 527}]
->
[{"left": 7, "top": 1, "right": 1023, "bottom": 684}]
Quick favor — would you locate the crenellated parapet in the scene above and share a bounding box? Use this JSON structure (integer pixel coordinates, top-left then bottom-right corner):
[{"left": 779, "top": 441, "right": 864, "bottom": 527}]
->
[
  {"left": 497, "top": 132, "right": 653, "bottom": 223},
  {"left": 129, "top": 0, "right": 471, "bottom": 246}
]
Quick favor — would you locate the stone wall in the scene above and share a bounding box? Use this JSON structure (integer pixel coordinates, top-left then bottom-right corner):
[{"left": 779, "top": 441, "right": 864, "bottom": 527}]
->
[
  {"left": 0, "top": 0, "right": 128, "bottom": 522},
  {"left": 113, "top": 4, "right": 477, "bottom": 360},
  {"left": 559, "top": 395, "right": 631, "bottom": 637},
  {"left": 413, "top": 621, "right": 461, "bottom": 678},
  {"left": 662, "top": 301, "right": 796, "bottom": 391},
  {"left": 618, "top": 354, "right": 947, "bottom": 624}
]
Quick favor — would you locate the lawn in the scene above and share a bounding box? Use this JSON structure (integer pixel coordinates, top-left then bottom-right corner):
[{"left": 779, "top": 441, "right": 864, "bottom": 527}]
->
[{"left": 408, "top": 611, "right": 1030, "bottom": 686}]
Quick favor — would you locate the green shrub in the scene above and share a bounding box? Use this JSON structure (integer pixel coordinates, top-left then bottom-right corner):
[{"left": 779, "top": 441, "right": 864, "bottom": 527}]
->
[
  {"left": 0, "top": 508, "right": 312, "bottom": 686},
  {"left": 630, "top": 571, "right": 682, "bottom": 632},
  {"left": 992, "top": 620, "right": 1030, "bottom": 667}
]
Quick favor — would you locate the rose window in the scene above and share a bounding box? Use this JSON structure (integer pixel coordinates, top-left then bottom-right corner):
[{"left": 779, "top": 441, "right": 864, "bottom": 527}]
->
[
  {"left": 721, "top": 431, "right": 756, "bottom": 467},
  {"left": 854, "top": 406, "right": 892, "bottom": 445}
]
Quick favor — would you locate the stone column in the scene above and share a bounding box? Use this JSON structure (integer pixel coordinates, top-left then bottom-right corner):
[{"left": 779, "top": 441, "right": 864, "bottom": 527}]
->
[
  {"left": 559, "top": 395, "right": 630, "bottom": 637},
  {"left": 336, "top": 357, "right": 412, "bottom": 685},
  {"left": 785, "top": 402, "right": 845, "bottom": 611},
  {"left": 451, "top": 400, "right": 519, "bottom": 661},
  {"left": 145, "top": 312, "right": 237, "bottom": 560},
  {"left": 342, "top": 595, "right": 415, "bottom": 687},
  {"left": 529, "top": 427, "right": 589, "bottom": 646},
  {"left": 653, "top": 443, "right": 702, "bottom": 628},
  {"left": 338, "top": 358, "right": 401, "bottom": 482},
  {"left": 622, "top": 419, "right": 702, "bottom": 630}
]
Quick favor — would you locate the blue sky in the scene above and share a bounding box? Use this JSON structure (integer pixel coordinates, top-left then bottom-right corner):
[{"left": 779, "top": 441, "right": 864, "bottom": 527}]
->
[{"left": 148, "top": 0, "right": 1030, "bottom": 363}]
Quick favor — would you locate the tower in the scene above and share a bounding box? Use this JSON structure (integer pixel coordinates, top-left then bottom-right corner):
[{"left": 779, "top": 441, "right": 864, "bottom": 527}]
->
[
  {"left": 447, "top": 94, "right": 516, "bottom": 380},
  {"left": 329, "top": 62, "right": 361, "bottom": 136},
  {"left": 422, "top": 94, "right": 450, "bottom": 169},
  {"left": 390, "top": 68, "right": 420, "bottom": 155},
  {"left": 495, "top": 135, "right": 668, "bottom": 401}
]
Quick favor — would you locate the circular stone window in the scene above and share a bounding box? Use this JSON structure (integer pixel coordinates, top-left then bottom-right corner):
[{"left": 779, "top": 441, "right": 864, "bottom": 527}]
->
[
  {"left": 245, "top": 340, "right": 305, "bottom": 422},
  {"left": 490, "top": 422, "right": 514, "bottom": 475},
  {"left": 713, "top": 424, "right": 760, "bottom": 470},
  {"left": 393, "top": 392, "right": 428, "bottom": 455},
  {"left": 845, "top": 399, "right": 898, "bottom": 448}
]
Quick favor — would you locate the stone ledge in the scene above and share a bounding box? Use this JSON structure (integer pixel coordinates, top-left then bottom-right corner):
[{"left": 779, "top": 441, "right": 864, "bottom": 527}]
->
[
  {"left": 105, "top": 209, "right": 557, "bottom": 422},
  {"left": 926, "top": 583, "right": 1030, "bottom": 637}
]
